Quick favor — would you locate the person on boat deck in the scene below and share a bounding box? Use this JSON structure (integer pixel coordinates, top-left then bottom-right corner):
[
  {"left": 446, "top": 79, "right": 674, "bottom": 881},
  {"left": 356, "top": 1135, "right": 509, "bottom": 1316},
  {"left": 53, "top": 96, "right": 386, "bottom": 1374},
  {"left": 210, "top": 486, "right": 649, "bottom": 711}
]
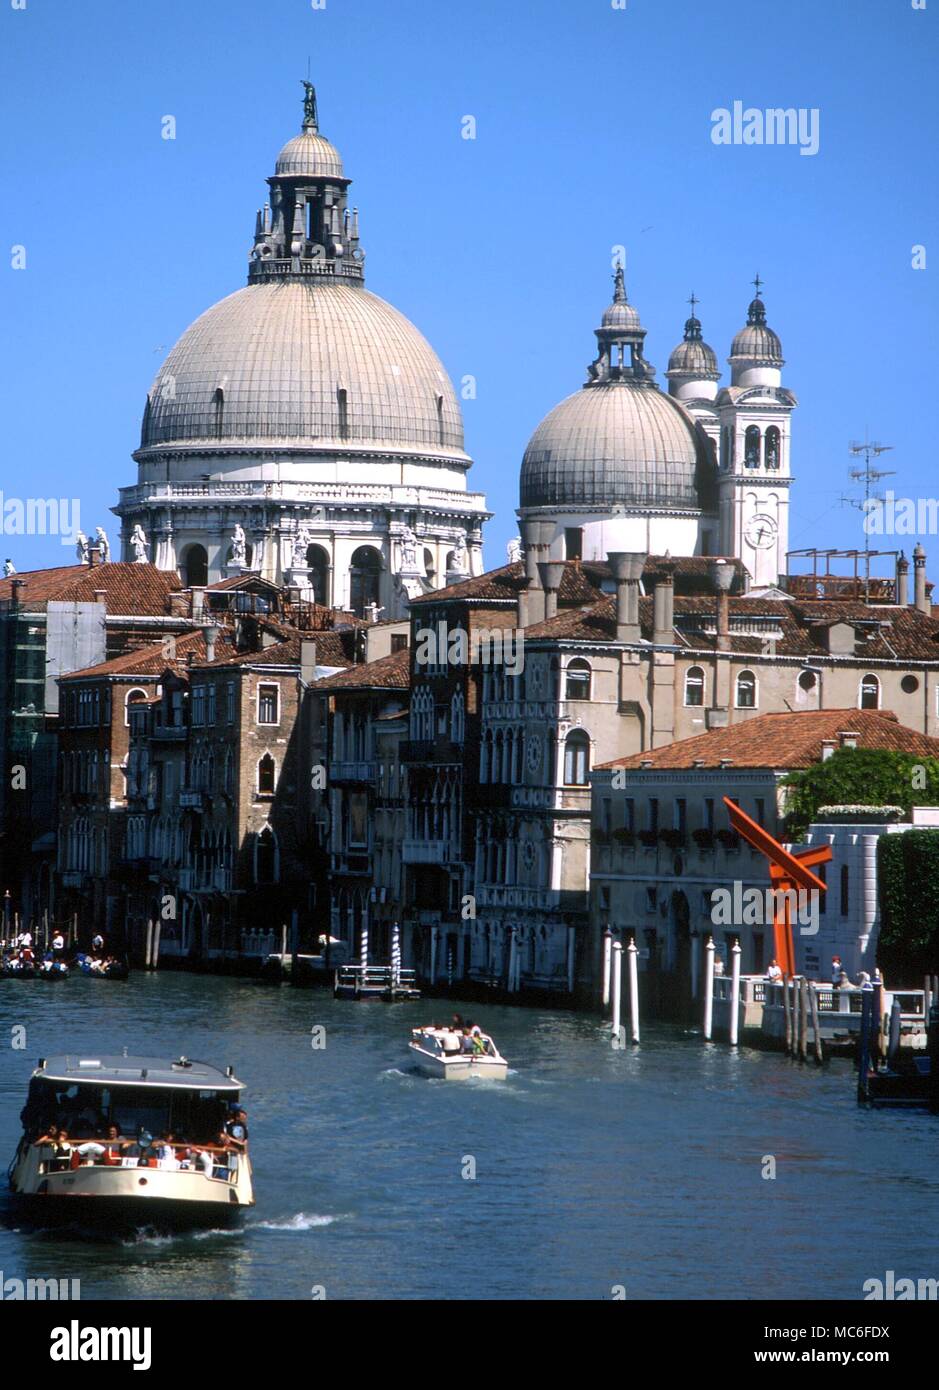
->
[
  {"left": 460, "top": 1028, "right": 475, "bottom": 1054},
  {"left": 92, "top": 933, "right": 104, "bottom": 951},
  {"left": 766, "top": 959, "right": 782, "bottom": 983},
  {"left": 211, "top": 1131, "right": 234, "bottom": 1178},
  {"left": 33, "top": 1123, "right": 59, "bottom": 1148},
  {"left": 102, "top": 1125, "right": 123, "bottom": 1164},
  {"left": 50, "top": 1129, "right": 73, "bottom": 1168},
  {"left": 831, "top": 955, "right": 843, "bottom": 987},
  {"left": 225, "top": 1108, "right": 249, "bottom": 1150},
  {"left": 51, "top": 931, "right": 65, "bottom": 954},
  {"left": 155, "top": 1132, "right": 180, "bottom": 1169}
]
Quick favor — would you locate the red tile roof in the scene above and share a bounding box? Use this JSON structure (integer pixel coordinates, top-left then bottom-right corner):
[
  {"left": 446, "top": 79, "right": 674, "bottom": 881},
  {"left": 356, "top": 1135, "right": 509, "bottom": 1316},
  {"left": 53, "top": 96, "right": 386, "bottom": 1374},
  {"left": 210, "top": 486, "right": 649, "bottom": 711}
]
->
[
  {"left": 308, "top": 646, "right": 411, "bottom": 691},
  {"left": 0, "top": 562, "right": 181, "bottom": 616},
  {"left": 60, "top": 627, "right": 239, "bottom": 680},
  {"left": 599, "top": 709, "right": 939, "bottom": 772}
]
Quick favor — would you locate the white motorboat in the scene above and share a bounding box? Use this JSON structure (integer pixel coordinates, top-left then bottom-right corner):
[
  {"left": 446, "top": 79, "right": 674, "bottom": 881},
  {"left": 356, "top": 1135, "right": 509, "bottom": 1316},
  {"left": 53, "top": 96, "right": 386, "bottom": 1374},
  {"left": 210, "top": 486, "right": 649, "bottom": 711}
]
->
[
  {"left": 408, "top": 1026, "right": 508, "bottom": 1080},
  {"left": 7, "top": 1054, "right": 255, "bottom": 1232}
]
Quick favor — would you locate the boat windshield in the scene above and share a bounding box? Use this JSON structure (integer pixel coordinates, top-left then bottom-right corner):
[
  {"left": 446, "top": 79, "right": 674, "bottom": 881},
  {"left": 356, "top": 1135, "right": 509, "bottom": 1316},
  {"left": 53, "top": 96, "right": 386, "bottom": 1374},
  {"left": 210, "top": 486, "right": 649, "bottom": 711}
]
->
[{"left": 20, "top": 1077, "right": 236, "bottom": 1144}]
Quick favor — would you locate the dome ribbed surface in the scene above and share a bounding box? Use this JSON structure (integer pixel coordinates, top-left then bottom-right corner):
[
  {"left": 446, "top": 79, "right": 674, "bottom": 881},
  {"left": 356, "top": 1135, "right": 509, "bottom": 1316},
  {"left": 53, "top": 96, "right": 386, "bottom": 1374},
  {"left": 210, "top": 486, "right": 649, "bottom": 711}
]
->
[
  {"left": 729, "top": 322, "right": 783, "bottom": 363},
  {"left": 140, "top": 281, "right": 467, "bottom": 459},
  {"left": 668, "top": 337, "right": 719, "bottom": 377},
  {"left": 275, "top": 130, "right": 344, "bottom": 179},
  {"left": 520, "top": 382, "right": 708, "bottom": 510}
]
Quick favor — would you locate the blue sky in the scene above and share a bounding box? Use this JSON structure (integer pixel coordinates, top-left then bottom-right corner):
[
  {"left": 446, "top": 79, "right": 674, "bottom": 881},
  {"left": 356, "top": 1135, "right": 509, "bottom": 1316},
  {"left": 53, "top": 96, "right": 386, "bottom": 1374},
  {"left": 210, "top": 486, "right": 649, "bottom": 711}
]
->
[{"left": 1, "top": 0, "right": 937, "bottom": 576}]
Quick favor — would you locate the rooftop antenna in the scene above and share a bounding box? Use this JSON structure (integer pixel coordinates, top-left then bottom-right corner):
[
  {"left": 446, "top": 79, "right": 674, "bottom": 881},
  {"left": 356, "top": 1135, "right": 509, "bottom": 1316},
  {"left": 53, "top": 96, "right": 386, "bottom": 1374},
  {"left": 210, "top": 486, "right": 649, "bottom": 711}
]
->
[{"left": 841, "top": 428, "right": 895, "bottom": 602}]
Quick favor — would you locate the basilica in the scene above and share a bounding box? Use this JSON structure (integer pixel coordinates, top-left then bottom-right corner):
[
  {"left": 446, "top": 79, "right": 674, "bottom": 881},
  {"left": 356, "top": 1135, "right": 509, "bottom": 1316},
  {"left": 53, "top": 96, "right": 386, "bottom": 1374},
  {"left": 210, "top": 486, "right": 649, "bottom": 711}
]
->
[{"left": 114, "top": 87, "right": 795, "bottom": 605}]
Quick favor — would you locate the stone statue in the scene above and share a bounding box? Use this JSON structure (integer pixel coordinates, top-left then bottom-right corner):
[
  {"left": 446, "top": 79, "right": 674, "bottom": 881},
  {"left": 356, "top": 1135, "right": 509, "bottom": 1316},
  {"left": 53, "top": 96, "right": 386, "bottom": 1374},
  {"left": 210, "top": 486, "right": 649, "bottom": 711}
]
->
[
  {"left": 450, "top": 532, "right": 468, "bottom": 574},
  {"left": 507, "top": 536, "right": 523, "bottom": 564},
  {"left": 399, "top": 525, "right": 418, "bottom": 573},
  {"left": 75, "top": 531, "right": 89, "bottom": 563},
  {"left": 130, "top": 524, "right": 148, "bottom": 563},
  {"left": 292, "top": 524, "right": 310, "bottom": 569},
  {"left": 95, "top": 526, "right": 110, "bottom": 563},
  {"left": 3, "top": 559, "right": 15, "bottom": 577},
  {"left": 231, "top": 523, "right": 247, "bottom": 566}
]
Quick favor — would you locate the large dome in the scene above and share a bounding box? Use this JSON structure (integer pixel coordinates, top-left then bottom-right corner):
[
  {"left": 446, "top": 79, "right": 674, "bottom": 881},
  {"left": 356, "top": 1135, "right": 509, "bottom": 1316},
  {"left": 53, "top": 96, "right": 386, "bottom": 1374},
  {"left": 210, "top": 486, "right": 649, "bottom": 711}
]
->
[
  {"left": 275, "top": 129, "right": 344, "bottom": 179},
  {"left": 139, "top": 280, "right": 468, "bottom": 460},
  {"left": 520, "top": 381, "right": 709, "bottom": 511}
]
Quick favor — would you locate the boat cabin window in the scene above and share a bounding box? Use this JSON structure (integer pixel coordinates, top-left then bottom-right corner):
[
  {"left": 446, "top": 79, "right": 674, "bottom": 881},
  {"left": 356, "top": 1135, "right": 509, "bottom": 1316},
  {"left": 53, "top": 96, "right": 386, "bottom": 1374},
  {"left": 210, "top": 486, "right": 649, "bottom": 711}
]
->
[{"left": 21, "top": 1078, "right": 235, "bottom": 1144}]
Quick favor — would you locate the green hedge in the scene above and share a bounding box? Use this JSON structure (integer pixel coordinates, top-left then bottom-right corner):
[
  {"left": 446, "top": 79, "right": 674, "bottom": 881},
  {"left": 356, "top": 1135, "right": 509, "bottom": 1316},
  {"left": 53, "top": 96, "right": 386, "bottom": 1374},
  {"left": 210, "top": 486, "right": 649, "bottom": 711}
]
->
[
  {"left": 782, "top": 748, "right": 939, "bottom": 840},
  {"left": 877, "top": 830, "right": 939, "bottom": 979}
]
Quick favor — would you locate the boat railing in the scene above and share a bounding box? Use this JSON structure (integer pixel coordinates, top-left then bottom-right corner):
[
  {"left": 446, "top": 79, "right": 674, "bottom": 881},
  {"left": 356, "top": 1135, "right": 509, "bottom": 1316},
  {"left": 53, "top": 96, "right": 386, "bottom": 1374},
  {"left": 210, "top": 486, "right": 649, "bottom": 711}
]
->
[{"left": 33, "top": 1141, "right": 241, "bottom": 1182}]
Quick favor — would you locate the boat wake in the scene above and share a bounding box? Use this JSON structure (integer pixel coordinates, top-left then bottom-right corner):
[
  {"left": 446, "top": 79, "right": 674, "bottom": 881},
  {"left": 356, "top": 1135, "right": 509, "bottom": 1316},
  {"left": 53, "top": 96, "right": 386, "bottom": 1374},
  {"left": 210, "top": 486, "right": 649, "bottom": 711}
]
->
[{"left": 251, "top": 1212, "right": 339, "bottom": 1232}]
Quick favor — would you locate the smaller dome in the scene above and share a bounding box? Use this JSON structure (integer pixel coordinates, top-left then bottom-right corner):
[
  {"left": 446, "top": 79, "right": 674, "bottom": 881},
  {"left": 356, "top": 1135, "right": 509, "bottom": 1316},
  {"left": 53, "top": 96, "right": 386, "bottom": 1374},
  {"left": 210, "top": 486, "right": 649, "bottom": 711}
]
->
[
  {"left": 275, "top": 129, "right": 344, "bottom": 179},
  {"left": 729, "top": 295, "right": 783, "bottom": 364},
  {"left": 602, "top": 299, "right": 641, "bottom": 332},
  {"left": 668, "top": 314, "right": 719, "bottom": 380}
]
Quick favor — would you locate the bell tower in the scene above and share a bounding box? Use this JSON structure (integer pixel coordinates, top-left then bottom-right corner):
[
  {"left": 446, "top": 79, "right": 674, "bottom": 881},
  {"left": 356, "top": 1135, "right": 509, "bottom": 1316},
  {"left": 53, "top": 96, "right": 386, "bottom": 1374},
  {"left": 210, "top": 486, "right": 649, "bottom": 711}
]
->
[{"left": 717, "top": 278, "right": 797, "bottom": 589}]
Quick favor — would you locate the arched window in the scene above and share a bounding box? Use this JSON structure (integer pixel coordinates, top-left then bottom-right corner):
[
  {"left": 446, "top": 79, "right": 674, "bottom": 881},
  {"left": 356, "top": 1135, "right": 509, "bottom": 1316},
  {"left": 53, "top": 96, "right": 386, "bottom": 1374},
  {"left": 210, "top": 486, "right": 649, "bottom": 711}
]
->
[
  {"left": 125, "top": 688, "right": 148, "bottom": 726},
  {"left": 764, "top": 426, "right": 781, "bottom": 469},
  {"left": 684, "top": 666, "right": 705, "bottom": 707},
  {"left": 563, "top": 730, "right": 590, "bottom": 786},
  {"left": 257, "top": 754, "right": 275, "bottom": 796},
  {"left": 450, "top": 689, "right": 465, "bottom": 744},
  {"left": 735, "top": 670, "right": 757, "bottom": 709},
  {"left": 305, "top": 544, "right": 329, "bottom": 606},
  {"left": 179, "top": 544, "right": 208, "bottom": 588},
  {"left": 350, "top": 546, "right": 382, "bottom": 617},
  {"left": 860, "top": 674, "right": 880, "bottom": 709},
  {"left": 213, "top": 387, "right": 224, "bottom": 439},
  {"left": 423, "top": 548, "right": 436, "bottom": 580},
  {"left": 744, "top": 426, "right": 761, "bottom": 468},
  {"left": 565, "top": 659, "right": 591, "bottom": 701},
  {"left": 255, "top": 826, "right": 278, "bottom": 884}
]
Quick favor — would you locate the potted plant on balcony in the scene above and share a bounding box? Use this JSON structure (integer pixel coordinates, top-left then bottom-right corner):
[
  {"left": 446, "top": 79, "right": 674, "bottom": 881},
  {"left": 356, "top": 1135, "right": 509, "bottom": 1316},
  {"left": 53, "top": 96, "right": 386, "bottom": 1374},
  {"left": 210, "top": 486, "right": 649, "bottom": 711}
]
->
[
  {"left": 611, "top": 827, "right": 636, "bottom": 848},
  {"left": 659, "top": 828, "right": 687, "bottom": 850},
  {"left": 692, "top": 827, "right": 715, "bottom": 851},
  {"left": 716, "top": 828, "right": 741, "bottom": 851},
  {"left": 638, "top": 829, "right": 659, "bottom": 849},
  {"left": 591, "top": 827, "right": 611, "bottom": 846}
]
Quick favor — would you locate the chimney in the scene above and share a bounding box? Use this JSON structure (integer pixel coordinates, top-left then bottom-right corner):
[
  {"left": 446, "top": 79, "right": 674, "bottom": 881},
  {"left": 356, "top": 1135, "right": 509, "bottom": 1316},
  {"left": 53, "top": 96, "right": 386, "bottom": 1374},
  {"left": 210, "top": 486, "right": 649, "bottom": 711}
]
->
[
  {"left": 821, "top": 739, "right": 836, "bottom": 761},
  {"left": 896, "top": 552, "right": 909, "bottom": 607},
  {"left": 10, "top": 578, "right": 25, "bottom": 610},
  {"left": 914, "top": 543, "right": 929, "bottom": 614},
  {"left": 538, "top": 560, "right": 565, "bottom": 621},
  {"left": 514, "top": 573, "right": 531, "bottom": 629},
  {"left": 709, "top": 558, "right": 735, "bottom": 652},
  {"left": 201, "top": 624, "right": 217, "bottom": 663},
  {"left": 191, "top": 587, "right": 206, "bottom": 621},
  {"left": 300, "top": 638, "right": 317, "bottom": 685},
  {"left": 520, "top": 518, "right": 554, "bottom": 625},
  {"left": 838, "top": 729, "right": 860, "bottom": 749},
  {"left": 93, "top": 589, "right": 107, "bottom": 608},
  {"left": 86, "top": 543, "right": 101, "bottom": 568},
  {"left": 652, "top": 557, "right": 676, "bottom": 645},
  {"left": 607, "top": 551, "right": 646, "bottom": 642}
]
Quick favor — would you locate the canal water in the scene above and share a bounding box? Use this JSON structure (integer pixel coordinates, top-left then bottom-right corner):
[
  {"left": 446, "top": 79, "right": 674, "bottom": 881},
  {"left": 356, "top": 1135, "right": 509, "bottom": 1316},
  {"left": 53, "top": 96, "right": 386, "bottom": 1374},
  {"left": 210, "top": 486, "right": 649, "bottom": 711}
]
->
[{"left": 1, "top": 972, "right": 937, "bottom": 1300}]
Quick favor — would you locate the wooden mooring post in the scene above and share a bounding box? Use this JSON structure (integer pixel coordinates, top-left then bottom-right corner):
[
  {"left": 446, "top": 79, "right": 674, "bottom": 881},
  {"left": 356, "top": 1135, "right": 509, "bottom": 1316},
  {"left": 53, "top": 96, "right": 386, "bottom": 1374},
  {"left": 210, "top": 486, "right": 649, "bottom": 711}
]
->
[
  {"left": 808, "top": 981, "right": 823, "bottom": 1064},
  {"left": 703, "top": 936, "right": 715, "bottom": 1041},
  {"left": 627, "top": 936, "right": 640, "bottom": 1045},
  {"left": 783, "top": 976, "right": 793, "bottom": 1054}
]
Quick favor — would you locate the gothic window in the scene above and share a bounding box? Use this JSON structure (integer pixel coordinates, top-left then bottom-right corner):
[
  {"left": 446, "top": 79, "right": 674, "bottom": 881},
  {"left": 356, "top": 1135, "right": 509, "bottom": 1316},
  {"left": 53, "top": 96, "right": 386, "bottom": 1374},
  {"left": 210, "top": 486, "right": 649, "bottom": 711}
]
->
[
  {"left": 735, "top": 670, "right": 757, "bottom": 708},
  {"left": 563, "top": 730, "right": 590, "bottom": 786},
  {"left": 257, "top": 753, "right": 276, "bottom": 797},
  {"left": 764, "top": 426, "right": 781, "bottom": 470},
  {"left": 860, "top": 674, "right": 880, "bottom": 709},
  {"left": 744, "top": 426, "right": 761, "bottom": 468},
  {"left": 565, "top": 659, "right": 591, "bottom": 701},
  {"left": 684, "top": 666, "right": 705, "bottom": 707},
  {"left": 255, "top": 826, "right": 278, "bottom": 884}
]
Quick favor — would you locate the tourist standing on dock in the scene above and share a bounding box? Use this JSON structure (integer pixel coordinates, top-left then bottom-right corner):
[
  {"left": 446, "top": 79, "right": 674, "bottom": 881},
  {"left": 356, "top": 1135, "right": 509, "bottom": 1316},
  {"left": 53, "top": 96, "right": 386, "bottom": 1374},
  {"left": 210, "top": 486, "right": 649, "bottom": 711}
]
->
[
  {"left": 766, "top": 959, "right": 782, "bottom": 983},
  {"left": 831, "top": 956, "right": 843, "bottom": 986}
]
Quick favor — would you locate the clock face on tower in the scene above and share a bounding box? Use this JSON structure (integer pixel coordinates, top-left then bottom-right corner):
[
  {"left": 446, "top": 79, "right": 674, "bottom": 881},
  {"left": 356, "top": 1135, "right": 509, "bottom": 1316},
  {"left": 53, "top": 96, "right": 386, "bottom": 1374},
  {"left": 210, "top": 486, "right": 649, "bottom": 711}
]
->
[{"left": 744, "top": 513, "right": 778, "bottom": 550}]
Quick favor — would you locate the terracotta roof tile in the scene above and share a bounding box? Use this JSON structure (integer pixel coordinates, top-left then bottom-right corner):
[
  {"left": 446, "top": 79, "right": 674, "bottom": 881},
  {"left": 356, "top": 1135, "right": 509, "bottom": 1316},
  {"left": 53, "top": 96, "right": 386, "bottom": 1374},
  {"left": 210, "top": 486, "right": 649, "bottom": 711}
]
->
[
  {"left": 599, "top": 709, "right": 939, "bottom": 771},
  {"left": 308, "top": 646, "right": 411, "bottom": 691},
  {"left": 0, "top": 563, "right": 181, "bottom": 616}
]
